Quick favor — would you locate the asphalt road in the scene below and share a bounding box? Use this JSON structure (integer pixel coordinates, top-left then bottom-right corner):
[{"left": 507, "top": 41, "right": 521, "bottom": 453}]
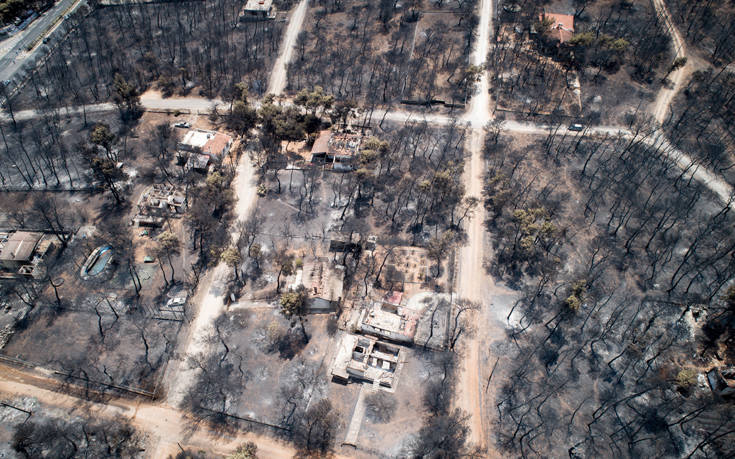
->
[{"left": 0, "top": 0, "right": 82, "bottom": 84}]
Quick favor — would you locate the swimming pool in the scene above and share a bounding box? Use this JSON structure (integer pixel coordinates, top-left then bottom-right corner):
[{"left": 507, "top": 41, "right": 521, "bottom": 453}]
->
[{"left": 81, "top": 245, "right": 113, "bottom": 277}]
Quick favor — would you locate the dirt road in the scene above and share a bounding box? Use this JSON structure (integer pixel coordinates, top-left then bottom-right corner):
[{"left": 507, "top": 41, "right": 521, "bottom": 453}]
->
[
  {"left": 453, "top": 0, "right": 493, "bottom": 451},
  {"left": 8, "top": 93, "right": 224, "bottom": 122},
  {"left": 163, "top": 0, "right": 303, "bottom": 431},
  {"left": 456, "top": 128, "right": 489, "bottom": 451},
  {"left": 268, "top": 0, "right": 309, "bottom": 96},
  {"left": 650, "top": 0, "right": 692, "bottom": 124},
  {"left": 140, "top": 91, "right": 225, "bottom": 112},
  {"left": 0, "top": 363, "right": 304, "bottom": 459},
  {"left": 166, "top": 149, "right": 259, "bottom": 407},
  {"left": 501, "top": 121, "right": 734, "bottom": 208}
]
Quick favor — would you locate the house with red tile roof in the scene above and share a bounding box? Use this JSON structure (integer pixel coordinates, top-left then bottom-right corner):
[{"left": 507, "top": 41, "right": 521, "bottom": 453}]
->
[{"left": 540, "top": 12, "right": 575, "bottom": 43}]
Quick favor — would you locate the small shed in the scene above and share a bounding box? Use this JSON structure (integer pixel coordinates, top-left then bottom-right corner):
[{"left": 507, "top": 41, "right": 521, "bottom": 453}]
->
[
  {"left": 186, "top": 153, "right": 211, "bottom": 173},
  {"left": 310, "top": 131, "right": 332, "bottom": 163}
]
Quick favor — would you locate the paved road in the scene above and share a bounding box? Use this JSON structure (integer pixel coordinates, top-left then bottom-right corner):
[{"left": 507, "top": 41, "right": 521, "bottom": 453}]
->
[{"left": 0, "top": 0, "right": 84, "bottom": 84}]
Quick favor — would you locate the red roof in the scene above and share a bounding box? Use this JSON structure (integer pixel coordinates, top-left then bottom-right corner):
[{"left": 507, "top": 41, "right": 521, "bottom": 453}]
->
[
  {"left": 202, "top": 133, "right": 232, "bottom": 157},
  {"left": 540, "top": 13, "right": 575, "bottom": 43},
  {"left": 384, "top": 291, "right": 403, "bottom": 306}
]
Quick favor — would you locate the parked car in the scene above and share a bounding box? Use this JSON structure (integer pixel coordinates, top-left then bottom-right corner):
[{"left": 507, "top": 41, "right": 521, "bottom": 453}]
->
[
  {"left": 568, "top": 123, "right": 584, "bottom": 132},
  {"left": 174, "top": 121, "right": 191, "bottom": 128}
]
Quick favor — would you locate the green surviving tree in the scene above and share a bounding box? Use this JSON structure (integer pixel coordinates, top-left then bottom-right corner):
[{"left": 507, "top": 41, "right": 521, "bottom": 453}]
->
[
  {"left": 566, "top": 32, "right": 629, "bottom": 71},
  {"left": 280, "top": 287, "right": 308, "bottom": 340},
  {"left": 228, "top": 442, "right": 257, "bottom": 459},
  {"left": 220, "top": 247, "right": 243, "bottom": 283},
  {"left": 156, "top": 231, "right": 180, "bottom": 285},
  {"left": 330, "top": 99, "right": 357, "bottom": 128},
  {"left": 227, "top": 80, "right": 257, "bottom": 135},
  {"left": 112, "top": 73, "right": 142, "bottom": 120},
  {"left": 564, "top": 279, "right": 587, "bottom": 312},
  {"left": 82, "top": 142, "right": 127, "bottom": 204},
  {"left": 228, "top": 101, "right": 257, "bottom": 135},
  {"left": 294, "top": 86, "right": 334, "bottom": 116},
  {"left": 511, "top": 207, "right": 558, "bottom": 261},
  {"left": 663, "top": 57, "right": 688, "bottom": 81},
  {"left": 90, "top": 124, "right": 116, "bottom": 161}
]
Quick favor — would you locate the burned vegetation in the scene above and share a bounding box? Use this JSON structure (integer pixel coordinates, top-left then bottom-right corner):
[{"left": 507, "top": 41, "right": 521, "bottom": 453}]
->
[
  {"left": 11, "top": 416, "right": 142, "bottom": 458},
  {"left": 0, "top": 100, "right": 242, "bottom": 397},
  {"left": 287, "top": 0, "right": 479, "bottom": 108},
  {"left": 666, "top": 69, "right": 735, "bottom": 185},
  {"left": 668, "top": 0, "right": 735, "bottom": 66},
  {"left": 483, "top": 124, "right": 735, "bottom": 456},
  {"left": 493, "top": 0, "right": 672, "bottom": 122},
  {"left": 9, "top": 0, "right": 285, "bottom": 111}
]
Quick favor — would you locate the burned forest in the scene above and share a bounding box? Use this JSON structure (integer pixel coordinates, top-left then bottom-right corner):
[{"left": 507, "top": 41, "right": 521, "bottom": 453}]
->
[{"left": 0, "top": 0, "right": 734, "bottom": 457}]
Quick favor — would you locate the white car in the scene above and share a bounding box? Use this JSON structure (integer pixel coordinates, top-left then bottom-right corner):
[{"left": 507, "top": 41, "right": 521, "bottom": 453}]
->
[{"left": 568, "top": 123, "right": 584, "bottom": 132}]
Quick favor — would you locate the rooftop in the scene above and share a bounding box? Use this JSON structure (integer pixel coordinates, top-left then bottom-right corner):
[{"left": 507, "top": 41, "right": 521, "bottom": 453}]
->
[
  {"left": 187, "top": 153, "right": 211, "bottom": 171},
  {"left": 311, "top": 131, "right": 332, "bottom": 155},
  {"left": 310, "top": 131, "right": 362, "bottom": 159},
  {"left": 202, "top": 132, "right": 232, "bottom": 157},
  {"left": 360, "top": 300, "right": 420, "bottom": 343},
  {"left": 244, "top": 0, "right": 273, "bottom": 12},
  {"left": 179, "top": 129, "right": 233, "bottom": 157},
  {"left": 331, "top": 334, "right": 402, "bottom": 390},
  {"left": 0, "top": 231, "right": 43, "bottom": 263},
  {"left": 540, "top": 12, "right": 575, "bottom": 43},
  {"left": 181, "top": 130, "right": 212, "bottom": 149}
]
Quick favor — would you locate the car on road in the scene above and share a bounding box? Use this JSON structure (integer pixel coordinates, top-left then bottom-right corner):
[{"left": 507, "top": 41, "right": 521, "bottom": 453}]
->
[{"left": 568, "top": 123, "right": 584, "bottom": 132}]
